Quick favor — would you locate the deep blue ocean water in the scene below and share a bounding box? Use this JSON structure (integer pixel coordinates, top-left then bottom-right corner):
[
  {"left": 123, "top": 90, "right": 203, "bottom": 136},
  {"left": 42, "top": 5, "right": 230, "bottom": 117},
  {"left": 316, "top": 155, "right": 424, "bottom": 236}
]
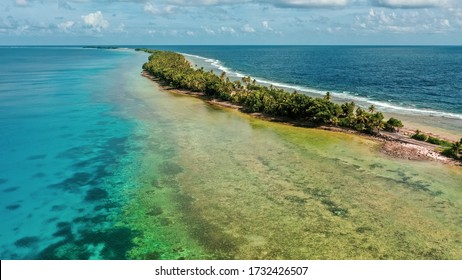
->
[
  {"left": 151, "top": 46, "right": 462, "bottom": 120},
  {"left": 0, "top": 47, "right": 148, "bottom": 259}
]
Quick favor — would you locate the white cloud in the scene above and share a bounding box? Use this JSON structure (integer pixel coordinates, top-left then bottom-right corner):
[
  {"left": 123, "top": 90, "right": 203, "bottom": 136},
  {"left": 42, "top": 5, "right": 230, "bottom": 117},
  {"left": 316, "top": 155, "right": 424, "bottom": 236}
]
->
[
  {"left": 440, "top": 19, "right": 450, "bottom": 27},
  {"left": 116, "top": 23, "right": 126, "bottom": 32},
  {"left": 355, "top": 7, "right": 457, "bottom": 34},
  {"left": 369, "top": 8, "right": 376, "bottom": 16},
  {"left": 220, "top": 26, "right": 236, "bottom": 33},
  {"left": 262, "top": 20, "right": 273, "bottom": 30},
  {"left": 144, "top": 3, "right": 177, "bottom": 16},
  {"left": 15, "top": 0, "right": 28, "bottom": 7},
  {"left": 144, "top": 3, "right": 161, "bottom": 14},
  {"left": 186, "top": 30, "right": 195, "bottom": 35},
  {"left": 81, "top": 11, "right": 109, "bottom": 32},
  {"left": 58, "top": 20, "right": 74, "bottom": 32},
  {"left": 165, "top": 5, "right": 176, "bottom": 13},
  {"left": 242, "top": 23, "right": 256, "bottom": 32},
  {"left": 202, "top": 26, "right": 215, "bottom": 34}
]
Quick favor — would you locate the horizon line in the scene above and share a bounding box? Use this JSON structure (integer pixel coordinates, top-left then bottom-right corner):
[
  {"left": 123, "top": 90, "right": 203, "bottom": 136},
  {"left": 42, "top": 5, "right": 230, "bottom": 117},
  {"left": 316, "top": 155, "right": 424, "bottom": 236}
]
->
[{"left": 1, "top": 44, "right": 462, "bottom": 47}]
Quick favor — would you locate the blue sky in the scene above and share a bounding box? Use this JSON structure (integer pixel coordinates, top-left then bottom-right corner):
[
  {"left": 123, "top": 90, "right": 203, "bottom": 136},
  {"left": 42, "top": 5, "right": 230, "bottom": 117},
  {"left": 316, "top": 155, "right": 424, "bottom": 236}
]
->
[{"left": 1, "top": 0, "right": 461, "bottom": 45}]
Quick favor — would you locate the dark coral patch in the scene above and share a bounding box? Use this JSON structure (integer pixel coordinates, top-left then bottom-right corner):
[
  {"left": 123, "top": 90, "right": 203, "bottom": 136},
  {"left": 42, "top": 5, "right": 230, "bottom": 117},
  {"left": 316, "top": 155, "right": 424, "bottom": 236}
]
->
[
  {"left": 51, "top": 205, "right": 66, "bottom": 211},
  {"left": 39, "top": 219, "right": 136, "bottom": 259},
  {"left": 159, "top": 218, "right": 172, "bottom": 226},
  {"left": 93, "top": 201, "right": 117, "bottom": 212},
  {"left": 14, "top": 236, "right": 39, "bottom": 248},
  {"left": 32, "top": 172, "right": 47, "bottom": 178},
  {"left": 144, "top": 251, "right": 161, "bottom": 260},
  {"left": 159, "top": 161, "right": 184, "bottom": 176},
  {"left": 56, "top": 146, "right": 92, "bottom": 159},
  {"left": 151, "top": 178, "right": 160, "bottom": 188},
  {"left": 6, "top": 204, "right": 20, "bottom": 210},
  {"left": 3, "top": 186, "right": 19, "bottom": 193},
  {"left": 93, "top": 166, "right": 111, "bottom": 181},
  {"left": 77, "top": 227, "right": 135, "bottom": 260},
  {"left": 27, "top": 154, "right": 47, "bottom": 160},
  {"left": 53, "top": 226, "right": 73, "bottom": 239},
  {"left": 85, "top": 188, "right": 108, "bottom": 202},
  {"left": 37, "top": 240, "right": 90, "bottom": 260},
  {"left": 147, "top": 206, "right": 163, "bottom": 216},
  {"left": 106, "top": 137, "right": 128, "bottom": 152},
  {"left": 73, "top": 214, "right": 107, "bottom": 224},
  {"left": 48, "top": 172, "right": 93, "bottom": 192},
  {"left": 57, "top": 222, "right": 71, "bottom": 228},
  {"left": 0, "top": 178, "right": 8, "bottom": 185}
]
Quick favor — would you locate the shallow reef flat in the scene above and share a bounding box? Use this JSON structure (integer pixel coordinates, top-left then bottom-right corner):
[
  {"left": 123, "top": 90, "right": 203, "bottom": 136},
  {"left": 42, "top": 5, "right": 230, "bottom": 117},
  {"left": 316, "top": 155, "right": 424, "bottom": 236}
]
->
[{"left": 123, "top": 78, "right": 462, "bottom": 260}]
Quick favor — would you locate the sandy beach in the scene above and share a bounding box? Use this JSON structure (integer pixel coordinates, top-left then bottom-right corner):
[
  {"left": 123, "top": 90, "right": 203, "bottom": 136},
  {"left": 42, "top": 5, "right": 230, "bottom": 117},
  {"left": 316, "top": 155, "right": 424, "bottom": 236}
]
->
[{"left": 141, "top": 70, "right": 460, "bottom": 167}]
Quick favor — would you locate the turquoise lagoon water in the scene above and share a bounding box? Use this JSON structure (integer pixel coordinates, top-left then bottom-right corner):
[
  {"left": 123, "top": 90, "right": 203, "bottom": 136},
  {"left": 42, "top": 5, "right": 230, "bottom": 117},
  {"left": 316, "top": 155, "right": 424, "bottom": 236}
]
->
[{"left": 0, "top": 47, "right": 150, "bottom": 259}]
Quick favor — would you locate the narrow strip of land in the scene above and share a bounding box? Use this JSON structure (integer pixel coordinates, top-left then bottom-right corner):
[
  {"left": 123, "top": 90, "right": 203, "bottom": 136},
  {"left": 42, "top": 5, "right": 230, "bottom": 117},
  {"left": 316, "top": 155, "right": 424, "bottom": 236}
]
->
[{"left": 139, "top": 49, "right": 461, "bottom": 166}]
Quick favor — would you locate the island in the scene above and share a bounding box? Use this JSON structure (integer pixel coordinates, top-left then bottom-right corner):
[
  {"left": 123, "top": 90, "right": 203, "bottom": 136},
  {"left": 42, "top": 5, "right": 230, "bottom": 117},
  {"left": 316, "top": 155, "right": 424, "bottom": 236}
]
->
[{"left": 138, "top": 49, "right": 461, "bottom": 165}]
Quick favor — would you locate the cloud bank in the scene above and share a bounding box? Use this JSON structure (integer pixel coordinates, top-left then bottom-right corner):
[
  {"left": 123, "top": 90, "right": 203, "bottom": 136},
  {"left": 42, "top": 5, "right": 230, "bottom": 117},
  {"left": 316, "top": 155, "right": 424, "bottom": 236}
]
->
[{"left": 81, "top": 11, "right": 109, "bottom": 32}]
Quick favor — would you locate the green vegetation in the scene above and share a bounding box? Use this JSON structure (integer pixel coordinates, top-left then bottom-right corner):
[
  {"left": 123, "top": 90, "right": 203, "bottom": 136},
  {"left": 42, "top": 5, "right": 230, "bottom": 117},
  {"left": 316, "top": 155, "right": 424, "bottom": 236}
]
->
[
  {"left": 427, "top": 136, "right": 450, "bottom": 146},
  {"left": 443, "top": 138, "right": 462, "bottom": 160},
  {"left": 385, "top": 117, "right": 403, "bottom": 132},
  {"left": 411, "top": 130, "right": 428, "bottom": 141},
  {"left": 141, "top": 50, "right": 402, "bottom": 135},
  {"left": 410, "top": 130, "right": 461, "bottom": 161},
  {"left": 411, "top": 130, "right": 452, "bottom": 147}
]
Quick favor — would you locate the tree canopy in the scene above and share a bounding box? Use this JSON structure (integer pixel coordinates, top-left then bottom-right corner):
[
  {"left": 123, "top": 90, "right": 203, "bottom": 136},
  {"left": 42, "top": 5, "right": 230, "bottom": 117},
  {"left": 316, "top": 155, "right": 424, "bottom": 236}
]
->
[{"left": 141, "top": 50, "right": 402, "bottom": 135}]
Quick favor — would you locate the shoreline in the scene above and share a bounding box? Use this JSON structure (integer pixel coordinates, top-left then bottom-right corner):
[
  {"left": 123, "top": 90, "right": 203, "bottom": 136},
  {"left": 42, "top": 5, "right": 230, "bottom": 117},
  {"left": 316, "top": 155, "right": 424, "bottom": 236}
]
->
[
  {"left": 141, "top": 71, "right": 460, "bottom": 167},
  {"left": 184, "top": 52, "right": 462, "bottom": 138}
]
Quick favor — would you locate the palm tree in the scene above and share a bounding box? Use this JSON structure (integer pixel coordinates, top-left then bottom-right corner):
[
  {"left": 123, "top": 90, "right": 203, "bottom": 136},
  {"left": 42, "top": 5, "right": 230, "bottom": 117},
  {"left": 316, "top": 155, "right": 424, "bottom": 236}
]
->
[
  {"left": 325, "top": 92, "right": 331, "bottom": 101},
  {"left": 330, "top": 116, "right": 339, "bottom": 126},
  {"left": 242, "top": 76, "right": 251, "bottom": 88},
  {"left": 355, "top": 108, "right": 369, "bottom": 124},
  {"left": 368, "top": 105, "right": 376, "bottom": 113},
  {"left": 369, "top": 112, "right": 384, "bottom": 134},
  {"left": 451, "top": 138, "right": 462, "bottom": 157}
]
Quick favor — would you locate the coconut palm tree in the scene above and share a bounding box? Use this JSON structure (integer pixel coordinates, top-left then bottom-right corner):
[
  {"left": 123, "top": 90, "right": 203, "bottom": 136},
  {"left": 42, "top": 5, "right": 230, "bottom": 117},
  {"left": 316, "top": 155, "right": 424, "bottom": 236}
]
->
[
  {"left": 368, "top": 105, "right": 376, "bottom": 113},
  {"left": 355, "top": 108, "right": 369, "bottom": 124},
  {"left": 325, "top": 92, "right": 331, "bottom": 101},
  {"left": 451, "top": 139, "right": 462, "bottom": 157},
  {"left": 220, "top": 71, "right": 226, "bottom": 81}
]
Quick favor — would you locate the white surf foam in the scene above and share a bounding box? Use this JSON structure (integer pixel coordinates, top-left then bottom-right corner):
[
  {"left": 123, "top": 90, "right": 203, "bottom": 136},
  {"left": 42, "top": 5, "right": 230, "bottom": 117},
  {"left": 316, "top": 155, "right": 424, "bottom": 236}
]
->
[{"left": 181, "top": 53, "right": 462, "bottom": 121}]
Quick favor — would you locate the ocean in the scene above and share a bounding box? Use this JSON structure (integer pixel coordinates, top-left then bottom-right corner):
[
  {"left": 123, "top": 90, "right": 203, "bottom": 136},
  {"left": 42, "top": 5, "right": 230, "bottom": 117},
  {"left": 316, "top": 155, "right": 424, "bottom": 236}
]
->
[
  {"left": 152, "top": 45, "right": 462, "bottom": 121},
  {"left": 1, "top": 46, "right": 462, "bottom": 259},
  {"left": 0, "top": 47, "right": 150, "bottom": 259}
]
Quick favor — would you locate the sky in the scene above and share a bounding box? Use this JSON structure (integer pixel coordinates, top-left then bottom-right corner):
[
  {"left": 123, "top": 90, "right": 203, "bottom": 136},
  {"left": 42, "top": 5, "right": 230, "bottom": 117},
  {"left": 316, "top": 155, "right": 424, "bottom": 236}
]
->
[{"left": 1, "top": 0, "right": 462, "bottom": 45}]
